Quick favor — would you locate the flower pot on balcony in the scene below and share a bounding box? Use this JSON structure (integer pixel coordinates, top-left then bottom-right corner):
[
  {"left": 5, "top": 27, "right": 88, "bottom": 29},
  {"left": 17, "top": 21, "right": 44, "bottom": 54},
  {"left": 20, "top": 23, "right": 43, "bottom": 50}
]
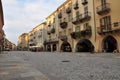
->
[
  {"left": 70, "top": 32, "right": 76, "bottom": 39},
  {"left": 75, "top": 31, "right": 81, "bottom": 38},
  {"left": 70, "top": 31, "right": 81, "bottom": 39}
]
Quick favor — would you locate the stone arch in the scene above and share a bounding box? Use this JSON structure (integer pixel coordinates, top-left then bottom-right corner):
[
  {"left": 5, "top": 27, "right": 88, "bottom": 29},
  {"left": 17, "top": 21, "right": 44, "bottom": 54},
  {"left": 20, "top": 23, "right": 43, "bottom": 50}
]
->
[
  {"left": 102, "top": 35, "right": 118, "bottom": 52},
  {"left": 60, "top": 41, "right": 72, "bottom": 52},
  {"left": 76, "top": 39, "right": 94, "bottom": 52}
]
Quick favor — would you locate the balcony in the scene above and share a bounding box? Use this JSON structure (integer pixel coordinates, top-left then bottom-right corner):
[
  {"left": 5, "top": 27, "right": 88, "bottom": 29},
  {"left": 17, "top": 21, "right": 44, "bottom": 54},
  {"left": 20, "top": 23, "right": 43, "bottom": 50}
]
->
[
  {"left": 81, "top": 12, "right": 91, "bottom": 22},
  {"left": 72, "top": 12, "right": 91, "bottom": 25},
  {"left": 97, "top": 3, "right": 111, "bottom": 15},
  {"left": 59, "top": 35, "right": 67, "bottom": 41},
  {"left": 70, "top": 26, "right": 92, "bottom": 39},
  {"left": 82, "top": 0, "right": 88, "bottom": 5},
  {"left": 97, "top": 23, "right": 120, "bottom": 35},
  {"left": 66, "top": 7, "right": 71, "bottom": 14},
  {"left": 58, "top": 12, "right": 62, "bottom": 18},
  {"left": 72, "top": 15, "right": 82, "bottom": 25},
  {"left": 74, "top": 3, "right": 79, "bottom": 10},
  {"left": 60, "top": 22, "right": 68, "bottom": 29}
]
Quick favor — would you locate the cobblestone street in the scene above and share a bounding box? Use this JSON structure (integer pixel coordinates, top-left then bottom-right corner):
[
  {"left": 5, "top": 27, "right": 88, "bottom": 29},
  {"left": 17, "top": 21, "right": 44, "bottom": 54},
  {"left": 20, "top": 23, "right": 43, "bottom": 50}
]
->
[{"left": 0, "top": 51, "right": 120, "bottom": 80}]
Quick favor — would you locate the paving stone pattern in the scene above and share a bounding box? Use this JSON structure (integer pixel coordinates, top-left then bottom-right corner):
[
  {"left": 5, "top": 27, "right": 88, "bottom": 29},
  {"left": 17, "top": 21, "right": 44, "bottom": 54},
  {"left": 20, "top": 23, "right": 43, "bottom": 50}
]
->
[
  {"left": 1, "top": 51, "right": 120, "bottom": 80},
  {"left": 0, "top": 52, "right": 48, "bottom": 80}
]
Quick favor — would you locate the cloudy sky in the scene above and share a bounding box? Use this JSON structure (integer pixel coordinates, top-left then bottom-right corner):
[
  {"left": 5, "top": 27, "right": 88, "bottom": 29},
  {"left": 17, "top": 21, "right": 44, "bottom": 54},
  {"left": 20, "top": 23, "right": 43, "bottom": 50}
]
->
[{"left": 2, "top": 0, "right": 65, "bottom": 45}]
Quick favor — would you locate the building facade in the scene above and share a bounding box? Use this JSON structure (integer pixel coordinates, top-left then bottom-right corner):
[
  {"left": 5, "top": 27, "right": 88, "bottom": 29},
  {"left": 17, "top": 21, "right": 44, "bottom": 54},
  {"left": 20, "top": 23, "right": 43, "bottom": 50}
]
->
[
  {"left": 28, "top": 22, "right": 46, "bottom": 51},
  {"left": 95, "top": 0, "right": 120, "bottom": 52},
  {"left": 44, "top": 11, "right": 59, "bottom": 52},
  {"left": 57, "top": 0, "right": 73, "bottom": 52},
  {"left": 4, "top": 38, "right": 16, "bottom": 51},
  {"left": 71, "top": 0, "right": 96, "bottom": 52},
  {"left": 19, "top": 0, "right": 120, "bottom": 53},
  {"left": 17, "top": 33, "right": 29, "bottom": 50}
]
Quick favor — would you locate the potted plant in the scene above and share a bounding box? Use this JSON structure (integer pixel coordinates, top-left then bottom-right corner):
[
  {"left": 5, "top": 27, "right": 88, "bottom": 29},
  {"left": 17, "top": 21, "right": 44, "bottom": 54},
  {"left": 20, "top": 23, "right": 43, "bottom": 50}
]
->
[
  {"left": 75, "top": 31, "right": 81, "bottom": 38},
  {"left": 70, "top": 32, "right": 76, "bottom": 39}
]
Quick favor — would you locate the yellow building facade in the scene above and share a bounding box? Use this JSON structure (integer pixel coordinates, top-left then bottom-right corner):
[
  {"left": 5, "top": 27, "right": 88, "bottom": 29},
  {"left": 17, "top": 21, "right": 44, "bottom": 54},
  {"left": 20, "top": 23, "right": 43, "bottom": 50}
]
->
[
  {"left": 95, "top": 0, "right": 120, "bottom": 52},
  {"left": 17, "top": 33, "right": 29, "bottom": 50},
  {"left": 44, "top": 11, "right": 59, "bottom": 52},
  {"left": 20, "top": 0, "right": 120, "bottom": 53},
  {"left": 28, "top": 22, "right": 46, "bottom": 51},
  {"left": 57, "top": 0, "right": 73, "bottom": 52},
  {"left": 71, "top": 0, "right": 96, "bottom": 52}
]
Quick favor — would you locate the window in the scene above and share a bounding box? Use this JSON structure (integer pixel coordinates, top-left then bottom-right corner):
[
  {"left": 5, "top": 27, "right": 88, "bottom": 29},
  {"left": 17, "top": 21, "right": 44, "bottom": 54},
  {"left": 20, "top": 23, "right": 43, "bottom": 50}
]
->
[
  {"left": 63, "top": 18, "right": 66, "bottom": 22},
  {"left": 84, "top": 6, "right": 88, "bottom": 15},
  {"left": 59, "top": 19, "right": 62, "bottom": 23},
  {"left": 99, "top": 15, "right": 111, "bottom": 30},
  {"left": 101, "top": 0, "right": 107, "bottom": 9},
  {"left": 59, "top": 32, "right": 62, "bottom": 36},
  {"left": 64, "top": 30, "right": 66, "bottom": 35},
  {"left": 84, "top": 23, "right": 89, "bottom": 29},
  {"left": 63, "top": 7, "right": 65, "bottom": 13},
  {"left": 68, "top": 14, "right": 71, "bottom": 22},
  {"left": 53, "top": 18, "right": 55, "bottom": 23},
  {"left": 76, "top": 11, "right": 79, "bottom": 17},
  {"left": 101, "top": 0, "right": 106, "bottom": 5},
  {"left": 68, "top": 28, "right": 72, "bottom": 34},
  {"left": 75, "top": 26, "right": 80, "bottom": 32}
]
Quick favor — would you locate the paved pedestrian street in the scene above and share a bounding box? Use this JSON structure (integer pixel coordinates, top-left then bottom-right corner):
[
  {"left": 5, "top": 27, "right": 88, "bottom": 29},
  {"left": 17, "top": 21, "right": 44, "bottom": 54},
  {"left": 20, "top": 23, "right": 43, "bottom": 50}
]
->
[
  {"left": 0, "top": 51, "right": 48, "bottom": 80},
  {"left": 0, "top": 51, "right": 120, "bottom": 80}
]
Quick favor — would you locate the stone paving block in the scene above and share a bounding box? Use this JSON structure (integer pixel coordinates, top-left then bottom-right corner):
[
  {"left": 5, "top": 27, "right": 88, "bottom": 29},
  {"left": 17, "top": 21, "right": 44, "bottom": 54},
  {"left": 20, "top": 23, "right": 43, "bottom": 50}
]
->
[{"left": 21, "top": 71, "right": 44, "bottom": 78}]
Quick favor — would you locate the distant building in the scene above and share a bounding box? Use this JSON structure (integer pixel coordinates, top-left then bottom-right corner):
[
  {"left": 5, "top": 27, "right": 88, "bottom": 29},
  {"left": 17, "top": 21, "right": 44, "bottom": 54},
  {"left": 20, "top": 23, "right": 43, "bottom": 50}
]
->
[
  {"left": 17, "top": 33, "right": 29, "bottom": 51},
  {"left": 4, "top": 38, "right": 16, "bottom": 51},
  {"left": 28, "top": 22, "right": 46, "bottom": 51}
]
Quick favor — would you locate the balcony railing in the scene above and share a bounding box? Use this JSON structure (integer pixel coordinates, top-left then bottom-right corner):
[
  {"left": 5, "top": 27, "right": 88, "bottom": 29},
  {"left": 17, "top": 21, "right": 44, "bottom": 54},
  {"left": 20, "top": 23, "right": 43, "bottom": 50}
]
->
[
  {"left": 74, "top": 3, "right": 79, "bottom": 10},
  {"left": 97, "top": 23, "right": 120, "bottom": 35},
  {"left": 72, "top": 15, "right": 82, "bottom": 25},
  {"left": 82, "top": 0, "right": 88, "bottom": 5},
  {"left": 70, "top": 26, "right": 92, "bottom": 39},
  {"left": 59, "top": 35, "right": 67, "bottom": 41},
  {"left": 72, "top": 12, "right": 91, "bottom": 25},
  {"left": 97, "top": 3, "right": 111, "bottom": 15},
  {"left": 60, "top": 22, "right": 68, "bottom": 29},
  {"left": 82, "top": 12, "right": 91, "bottom": 21},
  {"left": 66, "top": 7, "right": 71, "bottom": 14}
]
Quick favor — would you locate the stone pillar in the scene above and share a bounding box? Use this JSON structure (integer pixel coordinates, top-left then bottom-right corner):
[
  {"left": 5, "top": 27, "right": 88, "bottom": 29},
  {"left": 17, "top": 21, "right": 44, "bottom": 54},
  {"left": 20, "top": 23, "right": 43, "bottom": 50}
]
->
[{"left": 51, "top": 44, "right": 53, "bottom": 52}]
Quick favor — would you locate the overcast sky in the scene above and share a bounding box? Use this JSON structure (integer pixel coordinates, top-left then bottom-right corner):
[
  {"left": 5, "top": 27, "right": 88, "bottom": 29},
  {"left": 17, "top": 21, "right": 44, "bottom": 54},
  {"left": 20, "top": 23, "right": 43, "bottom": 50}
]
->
[{"left": 2, "top": 0, "right": 65, "bottom": 45}]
